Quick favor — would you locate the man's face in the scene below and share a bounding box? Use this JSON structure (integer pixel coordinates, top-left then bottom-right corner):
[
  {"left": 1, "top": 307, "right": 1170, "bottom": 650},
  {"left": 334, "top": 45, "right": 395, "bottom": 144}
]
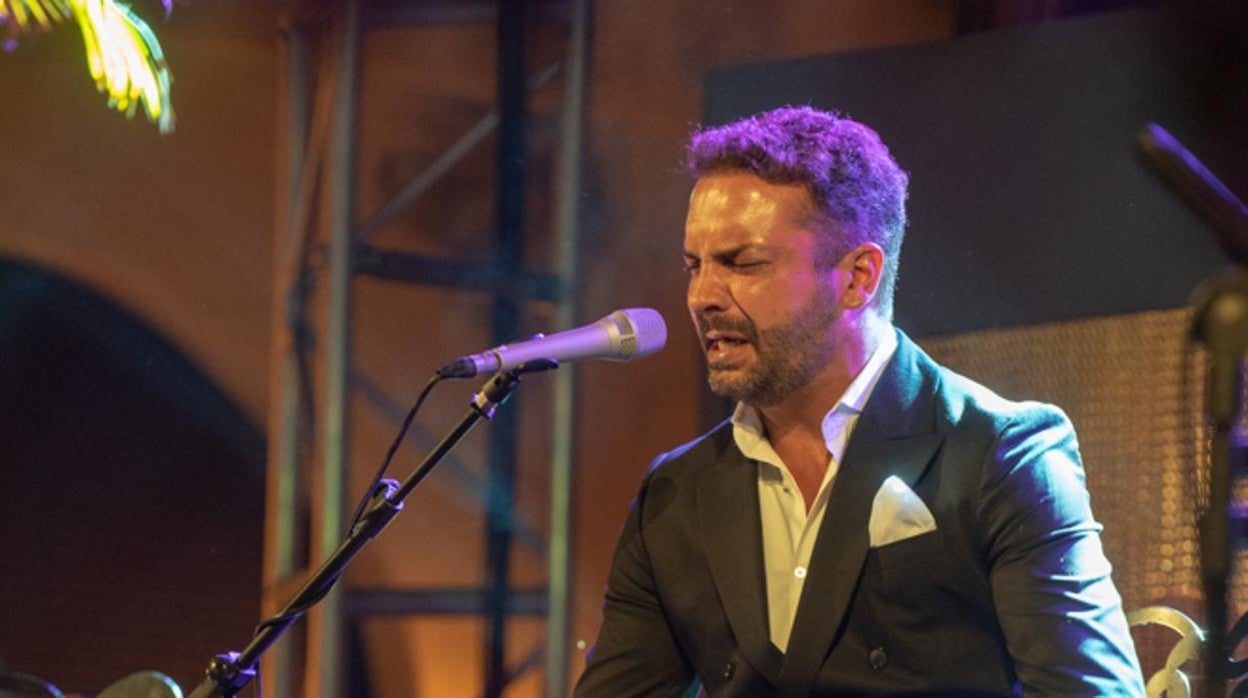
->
[{"left": 683, "top": 172, "right": 845, "bottom": 407}]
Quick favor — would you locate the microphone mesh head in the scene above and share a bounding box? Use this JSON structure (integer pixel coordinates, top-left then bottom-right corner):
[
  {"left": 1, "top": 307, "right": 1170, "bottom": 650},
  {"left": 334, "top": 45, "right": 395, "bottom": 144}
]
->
[{"left": 616, "top": 308, "right": 667, "bottom": 358}]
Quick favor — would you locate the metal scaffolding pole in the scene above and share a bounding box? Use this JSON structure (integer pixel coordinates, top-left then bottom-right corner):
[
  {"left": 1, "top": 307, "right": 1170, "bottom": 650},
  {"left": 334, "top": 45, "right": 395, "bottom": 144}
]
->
[
  {"left": 546, "top": 0, "right": 591, "bottom": 694},
  {"left": 483, "top": 1, "right": 528, "bottom": 694},
  {"left": 263, "top": 17, "right": 322, "bottom": 698},
  {"left": 306, "top": 3, "right": 361, "bottom": 697}
]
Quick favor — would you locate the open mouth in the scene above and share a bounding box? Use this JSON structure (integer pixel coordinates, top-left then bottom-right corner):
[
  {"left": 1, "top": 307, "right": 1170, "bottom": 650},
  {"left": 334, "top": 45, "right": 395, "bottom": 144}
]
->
[{"left": 705, "top": 333, "right": 749, "bottom": 353}]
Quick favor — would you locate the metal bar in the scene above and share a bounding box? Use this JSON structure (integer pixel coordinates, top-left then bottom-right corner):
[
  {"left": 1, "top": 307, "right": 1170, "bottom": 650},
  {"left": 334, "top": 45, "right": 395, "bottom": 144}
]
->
[
  {"left": 366, "top": 2, "right": 497, "bottom": 26},
  {"left": 352, "top": 62, "right": 561, "bottom": 245},
  {"left": 354, "top": 112, "right": 499, "bottom": 243},
  {"left": 351, "top": 246, "right": 563, "bottom": 301},
  {"left": 364, "top": 0, "right": 570, "bottom": 27},
  {"left": 262, "top": 23, "right": 313, "bottom": 698},
  {"left": 287, "top": 37, "right": 339, "bottom": 267},
  {"left": 506, "top": 646, "right": 546, "bottom": 685},
  {"left": 546, "top": 0, "right": 590, "bottom": 693},
  {"left": 345, "top": 587, "right": 549, "bottom": 617},
  {"left": 308, "top": 3, "right": 361, "bottom": 697},
  {"left": 484, "top": 1, "right": 528, "bottom": 694}
]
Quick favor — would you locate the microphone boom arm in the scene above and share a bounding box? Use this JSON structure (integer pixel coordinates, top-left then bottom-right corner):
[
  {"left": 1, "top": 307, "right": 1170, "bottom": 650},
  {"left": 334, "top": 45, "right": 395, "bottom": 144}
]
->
[{"left": 187, "top": 361, "right": 555, "bottom": 698}]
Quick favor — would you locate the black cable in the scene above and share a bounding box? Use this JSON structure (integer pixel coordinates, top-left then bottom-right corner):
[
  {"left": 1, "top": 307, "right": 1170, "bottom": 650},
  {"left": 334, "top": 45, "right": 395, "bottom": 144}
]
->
[
  {"left": 247, "top": 373, "right": 446, "bottom": 659},
  {"left": 349, "top": 373, "right": 444, "bottom": 529}
]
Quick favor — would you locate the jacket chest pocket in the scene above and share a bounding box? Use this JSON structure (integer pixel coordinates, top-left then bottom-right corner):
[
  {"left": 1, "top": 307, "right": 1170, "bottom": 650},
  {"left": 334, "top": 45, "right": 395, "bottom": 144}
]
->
[{"left": 862, "top": 528, "right": 946, "bottom": 575}]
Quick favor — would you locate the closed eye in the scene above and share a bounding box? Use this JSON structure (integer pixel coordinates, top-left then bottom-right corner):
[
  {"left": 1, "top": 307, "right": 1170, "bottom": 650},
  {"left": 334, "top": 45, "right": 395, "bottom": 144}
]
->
[
  {"left": 720, "top": 256, "right": 768, "bottom": 272},
  {"left": 712, "top": 245, "right": 769, "bottom": 270},
  {"left": 682, "top": 247, "right": 772, "bottom": 274}
]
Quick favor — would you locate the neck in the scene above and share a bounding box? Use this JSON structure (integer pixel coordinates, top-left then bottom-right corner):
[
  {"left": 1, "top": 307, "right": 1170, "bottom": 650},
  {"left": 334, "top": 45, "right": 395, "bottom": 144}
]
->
[{"left": 756, "top": 316, "right": 889, "bottom": 442}]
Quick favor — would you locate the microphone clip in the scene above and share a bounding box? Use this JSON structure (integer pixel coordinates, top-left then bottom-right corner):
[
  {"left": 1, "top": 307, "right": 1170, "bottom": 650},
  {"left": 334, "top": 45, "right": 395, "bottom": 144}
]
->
[{"left": 470, "top": 359, "right": 559, "bottom": 418}]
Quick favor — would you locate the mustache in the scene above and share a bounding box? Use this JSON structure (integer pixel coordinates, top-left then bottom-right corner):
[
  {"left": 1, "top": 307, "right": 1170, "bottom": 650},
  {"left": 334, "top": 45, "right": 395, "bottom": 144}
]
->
[{"left": 695, "top": 314, "right": 758, "bottom": 343}]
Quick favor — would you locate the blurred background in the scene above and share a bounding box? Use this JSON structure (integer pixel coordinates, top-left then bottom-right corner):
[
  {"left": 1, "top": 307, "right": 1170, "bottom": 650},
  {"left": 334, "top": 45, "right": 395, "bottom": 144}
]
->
[{"left": 1, "top": 0, "right": 1245, "bottom": 696}]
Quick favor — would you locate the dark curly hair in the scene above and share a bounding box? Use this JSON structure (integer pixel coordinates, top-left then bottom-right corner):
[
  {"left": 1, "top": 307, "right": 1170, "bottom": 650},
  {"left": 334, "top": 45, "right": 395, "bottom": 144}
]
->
[{"left": 686, "top": 105, "right": 909, "bottom": 318}]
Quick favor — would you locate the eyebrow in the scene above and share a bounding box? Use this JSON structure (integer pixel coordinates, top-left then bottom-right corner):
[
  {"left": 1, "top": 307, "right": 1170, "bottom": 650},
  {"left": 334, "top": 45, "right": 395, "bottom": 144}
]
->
[{"left": 683, "top": 244, "right": 760, "bottom": 262}]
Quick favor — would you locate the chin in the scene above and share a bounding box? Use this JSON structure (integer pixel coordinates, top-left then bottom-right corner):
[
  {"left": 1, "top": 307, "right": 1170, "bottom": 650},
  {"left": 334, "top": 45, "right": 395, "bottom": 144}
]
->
[{"left": 707, "top": 372, "right": 755, "bottom": 402}]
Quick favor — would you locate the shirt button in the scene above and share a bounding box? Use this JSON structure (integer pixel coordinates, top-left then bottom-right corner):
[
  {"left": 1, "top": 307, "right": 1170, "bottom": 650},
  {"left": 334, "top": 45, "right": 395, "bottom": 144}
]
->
[
  {"left": 869, "top": 647, "right": 888, "bottom": 670},
  {"left": 794, "top": 566, "right": 807, "bottom": 579},
  {"left": 723, "top": 661, "right": 735, "bottom": 680}
]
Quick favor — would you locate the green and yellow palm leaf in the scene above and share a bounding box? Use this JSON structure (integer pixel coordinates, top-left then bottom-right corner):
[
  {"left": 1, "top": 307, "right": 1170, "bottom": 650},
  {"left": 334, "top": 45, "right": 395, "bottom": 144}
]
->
[{"left": 1, "top": 0, "right": 175, "bottom": 133}]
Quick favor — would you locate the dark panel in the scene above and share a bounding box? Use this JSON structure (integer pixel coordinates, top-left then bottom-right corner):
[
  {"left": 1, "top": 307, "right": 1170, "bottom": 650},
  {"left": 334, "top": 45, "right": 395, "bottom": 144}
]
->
[
  {"left": 703, "top": 8, "right": 1248, "bottom": 336},
  {"left": 0, "top": 259, "right": 265, "bottom": 693}
]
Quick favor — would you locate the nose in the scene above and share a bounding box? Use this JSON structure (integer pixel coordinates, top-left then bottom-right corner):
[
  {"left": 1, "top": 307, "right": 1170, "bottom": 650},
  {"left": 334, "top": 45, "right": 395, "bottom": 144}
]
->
[{"left": 687, "top": 264, "right": 729, "bottom": 316}]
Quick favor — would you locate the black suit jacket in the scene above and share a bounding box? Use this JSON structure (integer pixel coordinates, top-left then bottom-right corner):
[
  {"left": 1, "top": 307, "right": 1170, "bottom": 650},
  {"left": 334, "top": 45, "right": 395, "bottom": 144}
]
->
[{"left": 576, "top": 331, "right": 1144, "bottom": 697}]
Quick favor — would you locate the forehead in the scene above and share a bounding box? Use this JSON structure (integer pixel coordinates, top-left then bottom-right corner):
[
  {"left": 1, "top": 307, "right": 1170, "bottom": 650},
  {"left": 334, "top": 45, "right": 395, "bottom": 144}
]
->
[{"left": 684, "top": 172, "right": 816, "bottom": 248}]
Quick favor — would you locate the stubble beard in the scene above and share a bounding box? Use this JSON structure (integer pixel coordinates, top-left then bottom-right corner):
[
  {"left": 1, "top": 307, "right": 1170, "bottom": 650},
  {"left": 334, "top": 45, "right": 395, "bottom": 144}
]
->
[{"left": 702, "top": 291, "right": 841, "bottom": 408}]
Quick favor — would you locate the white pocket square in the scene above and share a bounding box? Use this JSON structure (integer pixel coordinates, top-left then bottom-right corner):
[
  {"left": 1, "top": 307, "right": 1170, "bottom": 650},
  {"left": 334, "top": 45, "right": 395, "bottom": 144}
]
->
[{"left": 868, "top": 475, "right": 937, "bottom": 548}]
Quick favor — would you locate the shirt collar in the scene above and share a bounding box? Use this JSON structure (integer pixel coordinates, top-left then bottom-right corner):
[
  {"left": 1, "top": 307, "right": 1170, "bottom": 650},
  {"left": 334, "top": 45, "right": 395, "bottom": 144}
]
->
[
  {"left": 731, "top": 327, "right": 898, "bottom": 463},
  {"left": 838, "top": 326, "right": 897, "bottom": 414}
]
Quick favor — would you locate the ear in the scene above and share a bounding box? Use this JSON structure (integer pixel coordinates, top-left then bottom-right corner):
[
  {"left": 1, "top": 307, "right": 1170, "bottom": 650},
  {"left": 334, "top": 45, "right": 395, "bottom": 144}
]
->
[{"left": 842, "top": 243, "right": 885, "bottom": 310}]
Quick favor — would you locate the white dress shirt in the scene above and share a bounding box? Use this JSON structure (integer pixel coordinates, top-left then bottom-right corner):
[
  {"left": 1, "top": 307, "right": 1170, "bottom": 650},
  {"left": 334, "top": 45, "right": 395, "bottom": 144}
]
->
[{"left": 730, "top": 328, "right": 898, "bottom": 652}]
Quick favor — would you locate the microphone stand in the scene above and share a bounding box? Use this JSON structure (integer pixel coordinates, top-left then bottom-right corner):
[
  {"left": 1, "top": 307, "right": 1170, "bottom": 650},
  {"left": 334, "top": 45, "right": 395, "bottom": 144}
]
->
[
  {"left": 1191, "top": 274, "right": 1248, "bottom": 698},
  {"left": 1138, "top": 123, "right": 1248, "bottom": 698},
  {"left": 187, "top": 362, "right": 555, "bottom": 698}
]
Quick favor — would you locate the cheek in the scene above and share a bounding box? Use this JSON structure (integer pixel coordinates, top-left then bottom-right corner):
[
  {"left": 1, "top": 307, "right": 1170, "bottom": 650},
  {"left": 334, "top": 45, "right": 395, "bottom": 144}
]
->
[
  {"left": 736, "top": 276, "right": 774, "bottom": 300},
  {"left": 723, "top": 281, "right": 772, "bottom": 336},
  {"left": 736, "top": 276, "right": 811, "bottom": 321}
]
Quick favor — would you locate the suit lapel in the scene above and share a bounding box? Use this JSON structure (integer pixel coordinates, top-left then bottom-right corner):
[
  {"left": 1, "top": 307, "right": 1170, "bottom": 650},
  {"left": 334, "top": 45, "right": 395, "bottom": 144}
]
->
[
  {"left": 777, "top": 332, "right": 944, "bottom": 696},
  {"left": 698, "top": 428, "right": 784, "bottom": 683}
]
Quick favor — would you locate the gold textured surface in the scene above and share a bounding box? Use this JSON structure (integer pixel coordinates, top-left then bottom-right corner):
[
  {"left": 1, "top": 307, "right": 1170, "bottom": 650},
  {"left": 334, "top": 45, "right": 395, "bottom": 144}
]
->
[{"left": 919, "top": 308, "right": 1244, "bottom": 679}]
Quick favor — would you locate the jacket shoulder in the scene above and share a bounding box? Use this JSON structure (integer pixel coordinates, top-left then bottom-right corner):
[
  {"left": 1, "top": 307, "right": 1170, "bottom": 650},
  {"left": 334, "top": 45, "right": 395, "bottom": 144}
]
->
[
  {"left": 644, "top": 419, "right": 735, "bottom": 480},
  {"left": 932, "top": 361, "right": 1072, "bottom": 439}
]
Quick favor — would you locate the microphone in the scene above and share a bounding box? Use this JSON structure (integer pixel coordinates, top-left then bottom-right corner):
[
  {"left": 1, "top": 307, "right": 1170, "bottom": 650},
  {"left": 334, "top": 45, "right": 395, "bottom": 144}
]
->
[
  {"left": 1137, "top": 123, "right": 1248, "bottom": 264},
  {"left": 438, "top": 307, "right": 667, "bottom": 378}
]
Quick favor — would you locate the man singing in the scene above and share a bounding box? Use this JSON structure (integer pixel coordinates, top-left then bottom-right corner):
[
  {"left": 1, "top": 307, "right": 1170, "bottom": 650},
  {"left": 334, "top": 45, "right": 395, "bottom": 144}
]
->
[{"left": 575, "top": 106, "right": 1144, "bottom": 696}]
